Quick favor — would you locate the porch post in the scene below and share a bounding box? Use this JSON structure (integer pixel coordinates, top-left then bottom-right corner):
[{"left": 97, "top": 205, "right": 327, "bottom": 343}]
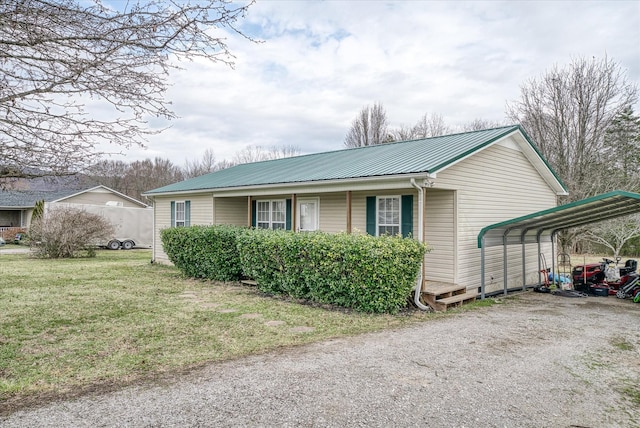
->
[
  {"left": 247, "top": 196, "right": 252, "bottom": 227},
  {"left": 346, "top": 191, "right": 352, "bottom": 234},
  {"left": 522, "top": 241, "right": 527, "bottom": 291},
  {"left": 292, "top": 194, "right": 297, "bottom": 232},
  {"left": 503, "top": 233, "right": 508, "bottom": 296}
]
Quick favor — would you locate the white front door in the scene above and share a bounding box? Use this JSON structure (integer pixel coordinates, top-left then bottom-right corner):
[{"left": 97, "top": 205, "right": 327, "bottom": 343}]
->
[{"left": 297, "top": 198, "right": 319, "bottom": 231}]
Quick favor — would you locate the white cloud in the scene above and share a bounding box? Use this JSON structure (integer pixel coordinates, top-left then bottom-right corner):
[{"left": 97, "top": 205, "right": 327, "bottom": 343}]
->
[{"left": 116, "top": 0, "right": 640, "bottom": 166}]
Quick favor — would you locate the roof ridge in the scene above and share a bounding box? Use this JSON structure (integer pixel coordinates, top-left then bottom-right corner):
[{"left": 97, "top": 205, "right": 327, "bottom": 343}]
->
[{"left": 230, "top": 124, "right": 521, "bottom": 167}]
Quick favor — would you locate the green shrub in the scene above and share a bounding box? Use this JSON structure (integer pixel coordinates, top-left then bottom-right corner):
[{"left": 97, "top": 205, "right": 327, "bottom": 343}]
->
[
  {"left": 161, "top": 225, "right": 247, "bottom": 281},
  {"left": 238, "top": 230, "right": 427, "bottom": 313}
]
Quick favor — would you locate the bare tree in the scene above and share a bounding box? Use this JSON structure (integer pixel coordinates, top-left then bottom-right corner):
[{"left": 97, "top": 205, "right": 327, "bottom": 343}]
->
[
  {"left": 125, "top": 158, "right": 184, "bottom": 202},
  {"left": 0, "top": 0, "right": 254, "bottom": 180},
  {"left": 83, "top": 160, "right": 131, "bottom": 193},
  {"left": 413, "top": 113, "right": 452, "bottom": 138},
  {"left": 269, "top": 144, "right": 301, "bottom": 160},
  {"left": 460, "top": 118, "right": 504, "bottom": 132},
  {"left": 184, "top": 148, "right": 219, "bottom": 179},
  {"left": 344, "top": 102, "right": 390, "bottom": 148},
  {"left": 214, "top": 159, "right": 236, "bottom": 171},
  {"left": 507, "top": 56, "right": 638, "bottom": 202},
  {"left": 389, "top": 124, "right": 417, "bottom": 142},
  {"left": 232, "top": 145, "right": 300, "bottom": 165},
  {"left": 389, "top": 113, "right": 451, "bottom": 142},
  {"left": 581, "top": 215, "right": 640, "bottom": 260}
]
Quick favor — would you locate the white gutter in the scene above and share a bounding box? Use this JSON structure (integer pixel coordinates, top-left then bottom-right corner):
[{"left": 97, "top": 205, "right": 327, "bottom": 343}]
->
[
  {"left": 410, "top": 178, "right": 431, "bottom": 311},
  {"left": 142, "top": 173, "right": 429, "bottom": 198}
]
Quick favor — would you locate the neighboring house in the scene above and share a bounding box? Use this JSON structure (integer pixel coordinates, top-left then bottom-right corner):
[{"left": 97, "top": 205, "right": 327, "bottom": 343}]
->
[
  {"left": 144, "top": 126, "right": 568, "bottom": 296},
  {"left": 0, "top": 185, "right": 150, "bottom": 244}
]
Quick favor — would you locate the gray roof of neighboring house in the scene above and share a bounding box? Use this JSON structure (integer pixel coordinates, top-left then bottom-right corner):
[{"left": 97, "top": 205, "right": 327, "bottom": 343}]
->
[
  {"left": 0, "top": 185, "right": 148, "bottom": 209},
  {"left": 145, "top": 125, "right": 565, "bottom": 195},
  {"left": 0, "top": 189, "right": 81, "bottom": 208}
]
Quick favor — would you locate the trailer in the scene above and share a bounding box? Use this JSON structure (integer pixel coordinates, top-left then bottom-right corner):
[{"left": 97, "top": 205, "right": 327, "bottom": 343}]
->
[{"left": 54, "top": 202, "right": 153, "bottom": 249}]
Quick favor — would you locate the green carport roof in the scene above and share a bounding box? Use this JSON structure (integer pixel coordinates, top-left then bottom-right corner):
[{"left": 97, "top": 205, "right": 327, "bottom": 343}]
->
[
  {"left": 478, "top": 190, "right": 640, "bottom": 248},
  {"left": 145, "top": 125, "right": 565, "bottom": 195}
]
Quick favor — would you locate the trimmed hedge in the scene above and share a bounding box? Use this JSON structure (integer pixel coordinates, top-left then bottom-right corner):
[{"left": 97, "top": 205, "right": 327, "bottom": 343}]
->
[
  {"left": 237, "top": 230, "right": 427, "bottom": 313},
  {"left": 161, "top": 225, "right": 247, "bottom": 281},
  {"left": 161, "top": 225, "right": 427, "bottom": 313}
]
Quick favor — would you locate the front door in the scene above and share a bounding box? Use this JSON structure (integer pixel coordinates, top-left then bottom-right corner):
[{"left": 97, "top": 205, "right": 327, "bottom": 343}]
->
[{"left": 297, "top": 198, "right": 319, "bottom": 232}]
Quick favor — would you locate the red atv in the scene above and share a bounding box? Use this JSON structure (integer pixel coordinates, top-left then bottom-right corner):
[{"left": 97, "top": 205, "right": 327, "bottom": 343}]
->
[{"left": 572, "top": 258, "right": 638, "bottom": 296}]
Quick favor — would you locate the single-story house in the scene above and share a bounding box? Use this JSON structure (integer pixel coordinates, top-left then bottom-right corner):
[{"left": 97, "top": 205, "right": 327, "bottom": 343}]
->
[
  {"left": 144, "top": 125, "right": 568, "bottom": 299},
  {"left": 0, "top": 185, "right": 149, "bottom": 241}
]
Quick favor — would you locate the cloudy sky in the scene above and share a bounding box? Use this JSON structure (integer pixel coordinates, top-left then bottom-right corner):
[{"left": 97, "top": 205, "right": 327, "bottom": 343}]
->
[{"left": 117, "top": 0, "right": 640, "bottom": 166}]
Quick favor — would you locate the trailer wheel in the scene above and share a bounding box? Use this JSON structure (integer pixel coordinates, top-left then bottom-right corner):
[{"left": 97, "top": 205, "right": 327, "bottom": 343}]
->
[
  {"left": 122, "top": 240, "right": 135, "bottom": 250},
  {"left": 107, "top": 240, "right": 121, "bottom": 250}
]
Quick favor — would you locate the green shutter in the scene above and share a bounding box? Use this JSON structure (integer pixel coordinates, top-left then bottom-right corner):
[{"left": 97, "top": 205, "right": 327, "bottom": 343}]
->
[
  {"left": 285, "top": 199, "right": 292, "bottom": 230},
  {"left": 185, "top": 200, "right": 191, "bottom": 227},
  {"left": 251, "top": 200, "right": 257, "bottom": 228},
  {"left": 401, "top": 195, "right": 413, "bottom": 238},
  {"left": 170, "top": 201, "right": 175, "bottom": 227},
  {"left": 366, "top": 196, "right": 376, "bottom": 236}
]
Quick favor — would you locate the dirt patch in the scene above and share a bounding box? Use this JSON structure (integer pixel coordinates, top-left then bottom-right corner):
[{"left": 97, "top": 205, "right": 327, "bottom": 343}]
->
[
  {"left": 216, "top": 308, "right": 237, "bottom": 314},
  {"left": 289, "top": 326, "right": 315, "bottom": 333},
  {"left": 239, "top": 313, "right": 262, "bottom": 319}
]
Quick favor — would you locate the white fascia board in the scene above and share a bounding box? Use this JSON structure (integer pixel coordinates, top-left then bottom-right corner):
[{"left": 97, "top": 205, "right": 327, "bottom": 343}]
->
[{"left": 213, "top": 174, "right": 430, "bottom": 197}]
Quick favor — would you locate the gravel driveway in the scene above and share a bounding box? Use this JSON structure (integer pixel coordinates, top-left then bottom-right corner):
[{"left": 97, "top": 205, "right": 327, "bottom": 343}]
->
[{"left": 2, "top": 292, "right": 639, "bottom": 427}]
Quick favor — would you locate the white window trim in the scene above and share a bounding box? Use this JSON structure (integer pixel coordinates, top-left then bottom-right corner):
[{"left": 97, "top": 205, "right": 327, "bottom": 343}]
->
[
  {"left": 256, "top": 199, "right": 286, "bottom": 230},
  {"left": 376, "top": 195, "right": 401, "bottom": 236},
  {"left": 175, "top": 201, "right": 186, "bottom": 227},
  {"left": 296, "top": 197, "right": 320, "bottom": 232}
]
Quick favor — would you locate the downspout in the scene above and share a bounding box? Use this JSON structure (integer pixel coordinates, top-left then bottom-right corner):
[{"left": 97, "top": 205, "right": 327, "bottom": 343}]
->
[
  {"left": 410, "top": 178, "right": 431, "bottom": 311},
  {"left": 480, "top": 237, "right": 486, "bottom": 299}
]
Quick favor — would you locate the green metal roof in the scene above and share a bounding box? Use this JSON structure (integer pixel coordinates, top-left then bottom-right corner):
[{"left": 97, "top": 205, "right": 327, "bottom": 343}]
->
[
  {"left": 146, "top": 125, "right": 564, "bottom": 195},
  {"left": 478, "top": 190, "right": 640, "bottom": 248}
]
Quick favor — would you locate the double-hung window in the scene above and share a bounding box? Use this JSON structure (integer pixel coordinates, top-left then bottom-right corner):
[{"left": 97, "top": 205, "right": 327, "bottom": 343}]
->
[
  {"left": 171, "top": 200, "right": 190, "bottom": 227},
  {"left": 175, "top": 201, "right": 186, "bottom": 227},
  {"left": 256, "top": 200, "right": 286, "bottom": 230},
  {"left": 377, "top": 196, "right": 400, "bottom": 236}
]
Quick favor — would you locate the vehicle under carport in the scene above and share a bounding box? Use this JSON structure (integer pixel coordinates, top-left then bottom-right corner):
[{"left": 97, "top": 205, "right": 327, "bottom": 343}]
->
[{"left": 477, "top": 190, "right": 640, "bottom": 298}]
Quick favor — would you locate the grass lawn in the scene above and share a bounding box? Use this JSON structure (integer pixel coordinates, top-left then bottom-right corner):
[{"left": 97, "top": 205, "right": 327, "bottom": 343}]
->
[{"left": 0, "top": 249, "right": 461, "bottom": 410}]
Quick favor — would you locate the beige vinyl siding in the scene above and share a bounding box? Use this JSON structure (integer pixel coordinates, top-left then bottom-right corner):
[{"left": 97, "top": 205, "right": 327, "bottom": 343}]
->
[
  {"left": 435, "top": 141, "right": 557, "bottom": 291},
  {"left": 152, "top": 196, "right": 172, "bottom": 263},
  {"left": 214, "top": 197, "right": 248, "bottom": 226},
  {"left": 63, "top": 189, "right": 142, "bottom": 208},
  {"left": 188, "top": 194, "right": 214, "bottom": 225},
  {"left": 423, "top": 189, "right": 456, "bottom": 283},
  {"left": 152, "top": 194, "right": 213, "bottom": 264},
  {"left": 350, "top": 192, "right": 366, "bottom": 234},
  {"left": 315, "top": 193, "right": 346, "bottom": 233}
]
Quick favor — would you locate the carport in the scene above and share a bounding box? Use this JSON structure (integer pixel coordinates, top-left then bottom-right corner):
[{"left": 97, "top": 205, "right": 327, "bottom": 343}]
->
[{"left": 477, "top": 190, "right": 640, "bottom": 298}]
